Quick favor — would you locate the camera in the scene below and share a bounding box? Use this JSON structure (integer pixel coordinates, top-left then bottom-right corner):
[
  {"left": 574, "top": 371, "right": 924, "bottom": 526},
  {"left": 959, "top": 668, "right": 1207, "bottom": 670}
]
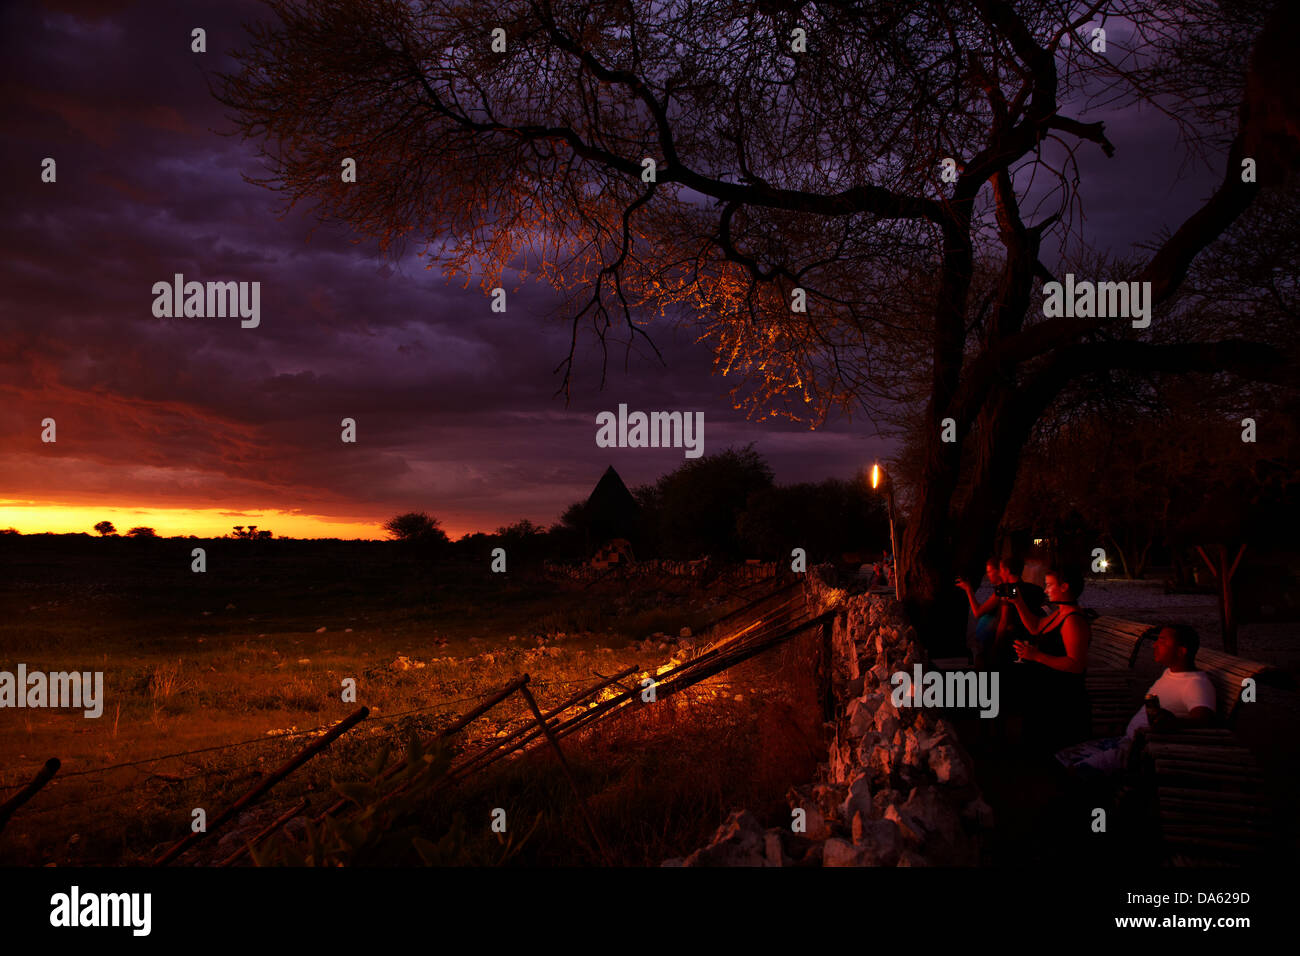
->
[{"left": 994, "top": 582, "right": 1020, "bottom": 598}]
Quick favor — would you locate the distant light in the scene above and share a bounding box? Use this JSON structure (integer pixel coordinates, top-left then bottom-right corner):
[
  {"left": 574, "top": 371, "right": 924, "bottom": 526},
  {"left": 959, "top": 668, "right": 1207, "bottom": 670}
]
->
[
  {"left": 1032, "top": 537, "right": 1044, "bottom": 547},
  {"left": 1100, "top": 560, "right": 1109, "bottom": 570},
  {"left": 870, "top": 464, "right": 881, "bottom": 489}
]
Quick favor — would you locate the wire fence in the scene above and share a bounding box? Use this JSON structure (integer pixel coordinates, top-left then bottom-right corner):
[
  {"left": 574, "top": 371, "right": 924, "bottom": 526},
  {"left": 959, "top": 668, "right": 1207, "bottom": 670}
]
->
[
  {"left": 1, "top": 574, "right": 810, "bottom": 860},
  {"left": 0, "top": 671, "right": 634, "bottom": 795}
]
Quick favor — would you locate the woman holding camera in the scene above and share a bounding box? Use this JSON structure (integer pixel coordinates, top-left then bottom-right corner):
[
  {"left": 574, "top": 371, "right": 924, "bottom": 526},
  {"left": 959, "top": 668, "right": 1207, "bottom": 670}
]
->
[{"left": 1005, "top": 567, "right": 1091, "bottom": 755}]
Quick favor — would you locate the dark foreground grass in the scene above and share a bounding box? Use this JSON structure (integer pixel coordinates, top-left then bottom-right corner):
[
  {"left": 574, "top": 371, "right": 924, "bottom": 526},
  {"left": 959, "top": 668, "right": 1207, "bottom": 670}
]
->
[{"left": 1, "top": 536, "right": 817, "bottom": 865}]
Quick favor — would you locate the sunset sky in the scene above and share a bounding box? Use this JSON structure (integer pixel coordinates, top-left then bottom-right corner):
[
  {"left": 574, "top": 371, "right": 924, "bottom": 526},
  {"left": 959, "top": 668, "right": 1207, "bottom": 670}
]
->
[{"left": 0, "top": 0, "right": 1222, "bottom": 540}]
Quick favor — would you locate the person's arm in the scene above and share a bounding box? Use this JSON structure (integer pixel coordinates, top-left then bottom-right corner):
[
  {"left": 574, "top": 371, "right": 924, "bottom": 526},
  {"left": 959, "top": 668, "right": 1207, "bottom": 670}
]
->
[
  {"left": 1150, "top": 706, "right": 1216, "bottom": 731},
  {"left": 955, "top": 578, "right": 999, "bottom": 618},
  {"left": 1008, "top": 591, "right": 1051, "bottom": 636},
  {"left": 1017, "top": 615, "right": 1088, "bottom": 674}
]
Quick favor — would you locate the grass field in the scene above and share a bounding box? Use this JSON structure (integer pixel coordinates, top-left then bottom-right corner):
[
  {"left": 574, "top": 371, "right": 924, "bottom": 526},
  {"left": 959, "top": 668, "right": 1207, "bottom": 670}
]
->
[{"left": 0, "top": 536, "right": 823, "bottom": 865}]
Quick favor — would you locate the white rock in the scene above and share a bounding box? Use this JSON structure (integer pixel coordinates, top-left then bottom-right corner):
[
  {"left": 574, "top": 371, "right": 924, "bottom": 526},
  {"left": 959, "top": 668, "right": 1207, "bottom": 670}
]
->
[
  {"left": 682, "top": 810, "right": 768, "bottom": 867},
  {"left": 928, "top": 744, "right": 971, "bottom": 787},
  {"left": 855, "top": 818, "right": 903, "bottom": 866},
  {"left": 764, "top": 830, "right": 785, "bottom": 867},
  {"left": 822, "top": 837, "right": 862, "bottom": 867},
  {"left": 840, "top": 772, "right": 873, "bottom": 825},
  {"left": 961, "top": 797, "right": 995, "bottom": 827}
]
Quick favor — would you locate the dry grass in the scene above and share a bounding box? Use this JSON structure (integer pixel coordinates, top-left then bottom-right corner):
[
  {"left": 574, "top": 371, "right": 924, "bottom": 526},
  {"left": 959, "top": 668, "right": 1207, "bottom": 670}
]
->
[
  {"left": 0, "top": 538, "right": 809, "bottom": 865},
  {"left": 148, "top": 659, "right": 188, "bottom": 701},
  {"left": 426, "top": 631, "right": 827, "bottom": 865}
]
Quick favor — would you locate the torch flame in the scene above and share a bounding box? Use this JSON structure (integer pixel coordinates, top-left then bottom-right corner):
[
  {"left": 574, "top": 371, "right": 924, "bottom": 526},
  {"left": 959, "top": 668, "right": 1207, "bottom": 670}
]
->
[{"left": 871, "top": 464, "right": 881, "bottom": 490}]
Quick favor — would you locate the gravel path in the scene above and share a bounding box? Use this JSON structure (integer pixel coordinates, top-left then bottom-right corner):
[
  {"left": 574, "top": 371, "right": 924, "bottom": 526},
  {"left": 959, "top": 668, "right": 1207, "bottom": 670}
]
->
[{"left": 1080, "top": 578, "right": 1300, "bottom": 671}]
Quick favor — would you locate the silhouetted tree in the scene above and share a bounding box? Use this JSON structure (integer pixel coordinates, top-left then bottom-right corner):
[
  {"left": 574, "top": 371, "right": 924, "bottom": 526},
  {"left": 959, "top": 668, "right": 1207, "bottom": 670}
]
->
[
  {"left": 216, "top": 0, "right": 1300, "bottom": 644},
  {"left": 125, "top": 526, "right": 157, "bottom": 538},
  {"left": 740, "top": 474, "right": 889, "bottom": 562},
  {"left": 93, "top": 521, "right": 117, "bottom": 536},
  {"left": 639, "top": 445, "right": 775, "bottom": 559},
  {"left": 384, "top": 511, "right": 451, "bottom": 545}
]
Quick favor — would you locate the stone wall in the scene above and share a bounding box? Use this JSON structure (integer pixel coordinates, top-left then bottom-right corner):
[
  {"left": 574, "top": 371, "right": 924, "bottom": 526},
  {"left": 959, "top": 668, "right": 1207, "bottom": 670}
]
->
[{"left": 668, "top": 568, "right": 991, "bottom": 866}]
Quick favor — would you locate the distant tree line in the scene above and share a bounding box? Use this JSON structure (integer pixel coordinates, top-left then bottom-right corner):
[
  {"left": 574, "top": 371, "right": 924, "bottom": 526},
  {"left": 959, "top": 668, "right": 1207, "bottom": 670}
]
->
[
  {"left": 86, "top": 522, "right": 273, "bottom": 539},
  {"left": 92, "top": 522, "right": 157, "bottom": 538},
  {"left": 386, "top": 446, "right": 891, "bottom": 567}
]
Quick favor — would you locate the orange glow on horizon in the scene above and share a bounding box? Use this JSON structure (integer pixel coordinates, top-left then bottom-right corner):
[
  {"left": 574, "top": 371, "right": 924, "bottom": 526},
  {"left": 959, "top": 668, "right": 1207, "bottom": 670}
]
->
[
  {"left": 0, "top": 501, "right": 534, "bottom": 542},
  {"left": 0, "top": 502, "right": 399, "bottom": 540}
]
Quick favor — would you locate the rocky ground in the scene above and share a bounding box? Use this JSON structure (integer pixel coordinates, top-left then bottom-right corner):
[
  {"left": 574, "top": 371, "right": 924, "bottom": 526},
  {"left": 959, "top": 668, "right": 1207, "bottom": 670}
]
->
[{"left": 667, "top": 584, "right": 991, "bottom": 866}]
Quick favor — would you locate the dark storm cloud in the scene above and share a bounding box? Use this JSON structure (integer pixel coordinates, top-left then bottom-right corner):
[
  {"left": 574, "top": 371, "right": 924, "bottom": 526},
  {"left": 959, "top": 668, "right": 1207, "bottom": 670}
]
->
[{"left": 0, "top": 1, "right": 1222, "bottom": 535}]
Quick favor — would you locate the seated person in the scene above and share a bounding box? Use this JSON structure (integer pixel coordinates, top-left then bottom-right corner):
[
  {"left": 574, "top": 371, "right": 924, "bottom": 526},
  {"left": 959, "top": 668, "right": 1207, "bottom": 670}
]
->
[
  {"left": 1056, "top": 624, "right": 1215, "bottom": 778},
  {"left": 1006, "top": 566, "right": 1091, "bottom": 755},
  {"left": 956, "top": 559, "right": 1002, "bottom": 668}
]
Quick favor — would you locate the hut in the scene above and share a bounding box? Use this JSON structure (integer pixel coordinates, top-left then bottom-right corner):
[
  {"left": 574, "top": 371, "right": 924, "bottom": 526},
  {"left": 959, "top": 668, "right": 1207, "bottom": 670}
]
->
[{"left": 581, "top": 465, "right": 641, "bottom": 558}]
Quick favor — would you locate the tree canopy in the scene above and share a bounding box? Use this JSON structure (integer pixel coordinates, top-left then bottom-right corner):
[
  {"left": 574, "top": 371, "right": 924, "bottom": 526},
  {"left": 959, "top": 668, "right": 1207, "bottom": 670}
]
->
[
  {"left": 383, "top": 511, "right": 451, "bottom": 545},
  {"left": 216, "top": 0, "right": 1300, "bottom": 638}
]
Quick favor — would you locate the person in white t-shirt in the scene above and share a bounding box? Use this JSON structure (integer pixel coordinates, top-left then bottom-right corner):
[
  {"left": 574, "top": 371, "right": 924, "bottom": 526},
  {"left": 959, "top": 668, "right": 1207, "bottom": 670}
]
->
[
  {"left": 1056, "top": 624, "right": 1216, "bottom": 777},
  {"left": 1126, "top": 625, "right": 1216, "bottom": 736}
]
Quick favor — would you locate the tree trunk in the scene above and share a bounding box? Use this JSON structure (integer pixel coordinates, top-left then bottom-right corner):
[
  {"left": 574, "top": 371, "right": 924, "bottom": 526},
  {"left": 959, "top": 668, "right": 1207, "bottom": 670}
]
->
[
  {"left": 1107, "top": 532, "right": 1132, "bottom": 578},
  {"left": 900, "top": 383, "right": 1035, "bottom": 655},
  {"left": 899, "top": 458, "right": 964, "bottom": 654},
  {"left": 1133, "top": 537, "right": 1153, "bottom": 580},
  {"left": 1195, "top": 543, "right": 1245, "bottom": 654}
]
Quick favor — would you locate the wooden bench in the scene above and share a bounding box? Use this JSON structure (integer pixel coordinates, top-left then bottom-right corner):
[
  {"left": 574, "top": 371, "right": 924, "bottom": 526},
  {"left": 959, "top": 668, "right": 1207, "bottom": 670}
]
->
[
  {"left": 1144, "top": 732, "right": 1275, "bottom": 867},
  {"left": 1073, "top": 613, "right": 1290, "bottom": 866},
  {"left": 1085, "top": 616, "right": 1290, "bottom": 735},
  {"left": 1137, "top": 647, "right": 1290, "bottom": 866},
  {"left": 1088, "top": 616, "right": 1153, "bottom": 669},
  {"left": 1085, "top": 616, "right": 1156, "bottom": 736}
]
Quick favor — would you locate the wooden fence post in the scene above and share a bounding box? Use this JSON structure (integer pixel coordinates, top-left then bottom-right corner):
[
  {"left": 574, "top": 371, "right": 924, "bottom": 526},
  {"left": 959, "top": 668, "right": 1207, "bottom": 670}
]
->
[
  {"left": 448, "top": 667, "right": 639, "bottom": 781},
  {"left": 516, "top": 683, "right": 613, "bottom": 865},
  {"left": 154, "top": 706, "right": 368, "bottom": 866},
  {"left": 0, "top": 758, "right": 60, "bottom": 834},
  {"left": 216, "top": 797, "right": 310, "bottom": 867},
  {"left": 315, "top": 675, "right": 532, "bottom": 824}
]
